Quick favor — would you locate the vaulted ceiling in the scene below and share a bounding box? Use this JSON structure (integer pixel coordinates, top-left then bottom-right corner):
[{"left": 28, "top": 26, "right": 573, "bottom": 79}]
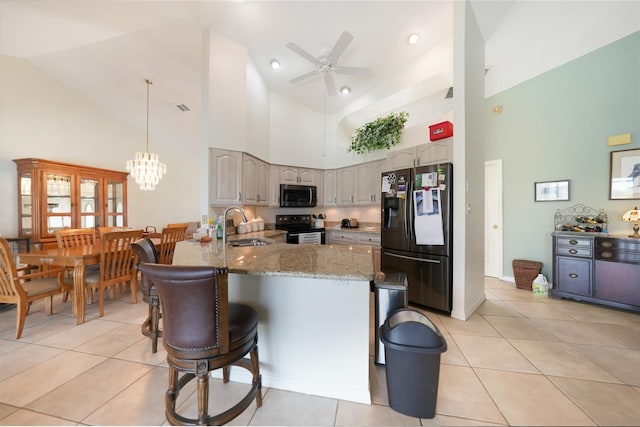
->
[{"left": 1, "top": 1, "right": 637, "bottom": 148}]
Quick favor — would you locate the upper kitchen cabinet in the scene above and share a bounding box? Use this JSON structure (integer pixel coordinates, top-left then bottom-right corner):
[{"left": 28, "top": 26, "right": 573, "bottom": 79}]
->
[
  {"left": 242, "top": 154, "right": 269, "bottom": 206},
  {"left": 210, "top": 148, "right": 243, "bottom": 206},
  {"left": 280, "top": 166, "right": 321, "bottom": 186},
  {"left": 269, "top": 165, "right": 281, "bottom": 207},
  {"left": 385, "top": 140, "right": 453, "bottom": 170},
  {"left": 13, "top": 158, "right": 128, "bottom": 249},
  {"left": 336, "top": 167, "right": 355, "bottom": 205},
  {"left": 354, "top": 160, "right": 384, "bottom": 205},
  {"left": 322, "top": 169, "right": 337, "bottom": 206}
]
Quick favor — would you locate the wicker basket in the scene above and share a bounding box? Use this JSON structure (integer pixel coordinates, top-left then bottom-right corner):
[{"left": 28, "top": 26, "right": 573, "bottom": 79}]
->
[{"left": 512, "top": 259, "right": 543, "bottom": 290}]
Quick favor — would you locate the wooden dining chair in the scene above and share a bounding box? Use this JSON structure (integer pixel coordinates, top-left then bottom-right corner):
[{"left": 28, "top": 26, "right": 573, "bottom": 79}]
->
[
  {"left": 85, "top": 229, "right": 143, "bottom": 317},
  {"left": 55, "top": 228, "right": 96, "bottom": 248},
  {"left": 0, "top": 237, "right": 67, "bottom": 339},
  {"left": 55, "top": 228, "right": 97, "bottom": 302},
  {"left": 157, "top": 225, "right": 188, "bottom": 264}
]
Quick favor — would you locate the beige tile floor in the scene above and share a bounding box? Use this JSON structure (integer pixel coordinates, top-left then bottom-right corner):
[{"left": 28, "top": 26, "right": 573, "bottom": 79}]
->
[{"left": 0, "top": 276, "right": 639, "bottom": 426}]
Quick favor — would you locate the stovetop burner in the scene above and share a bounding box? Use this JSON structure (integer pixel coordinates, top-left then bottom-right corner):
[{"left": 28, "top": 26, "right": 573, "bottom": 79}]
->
[{"left": 275, "top": 214, "right": 324, "bottom": 232}]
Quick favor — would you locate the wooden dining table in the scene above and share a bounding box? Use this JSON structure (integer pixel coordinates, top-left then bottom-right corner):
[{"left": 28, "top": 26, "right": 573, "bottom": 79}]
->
[{"left": 18, "top": 244, "right": 101, "bottom": 325}]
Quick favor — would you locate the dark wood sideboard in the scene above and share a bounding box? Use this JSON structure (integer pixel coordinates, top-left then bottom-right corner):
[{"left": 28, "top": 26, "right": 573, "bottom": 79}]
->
[{"left": 552, "top": 232, "right": 640, "bottom": 312}]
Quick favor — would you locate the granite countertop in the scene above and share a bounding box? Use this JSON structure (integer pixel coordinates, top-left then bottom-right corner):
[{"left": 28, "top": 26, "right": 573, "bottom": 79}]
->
[{"left": 173, "top": 239, "right": 375, "bottom": 281}]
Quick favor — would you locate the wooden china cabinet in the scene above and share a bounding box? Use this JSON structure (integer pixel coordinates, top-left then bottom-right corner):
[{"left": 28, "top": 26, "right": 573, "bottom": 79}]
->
[{"left": 13, "top": 158, "right": 128, "bottom": 249}]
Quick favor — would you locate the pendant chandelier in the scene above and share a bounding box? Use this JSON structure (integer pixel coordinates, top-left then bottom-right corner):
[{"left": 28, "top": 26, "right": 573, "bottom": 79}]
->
[{"left": 126, "top": 79, "right": 166, "bottom": 191}]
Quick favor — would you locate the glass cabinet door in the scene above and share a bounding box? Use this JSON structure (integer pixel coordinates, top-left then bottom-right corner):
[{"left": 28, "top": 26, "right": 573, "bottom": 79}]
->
[
  {"left": 79, "top": 178, "right": 100, "bottom": 229},
  {"left": 106, "top": 180, "right": 125, "bottom": 227},
  {"left": 18, "top": 172, "right": 33, "bottom": 236},
  {"left": 45, "top": 173, "right": 72, "bottom": 236}
]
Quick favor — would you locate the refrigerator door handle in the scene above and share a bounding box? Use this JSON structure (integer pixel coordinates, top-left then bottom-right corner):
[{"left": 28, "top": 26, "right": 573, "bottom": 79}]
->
[
  {"left": 406, "top": 179, "right": 414, "bottom": 240},
  {"left": 386, "top": 252, "right": 441, "bottom": 264}
]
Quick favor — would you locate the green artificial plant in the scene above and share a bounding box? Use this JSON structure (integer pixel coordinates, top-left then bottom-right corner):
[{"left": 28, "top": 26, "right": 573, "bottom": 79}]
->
[{"left": 348, "top": 111, "right": 409, "bottom": 154}]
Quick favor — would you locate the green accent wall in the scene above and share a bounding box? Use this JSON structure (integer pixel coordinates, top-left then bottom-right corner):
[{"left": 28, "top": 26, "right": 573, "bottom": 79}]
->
[{"left": 486, "top": 32, "right": 640, "bottom": 280}]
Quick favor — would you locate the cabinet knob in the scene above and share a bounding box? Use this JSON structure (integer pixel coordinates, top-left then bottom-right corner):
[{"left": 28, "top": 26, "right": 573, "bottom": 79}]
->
[
  {"left": 569, "top": 239, "right": 578, "bottom": 245},
  {"left": 600, "top": 251, "right": 613, "bottom": 259},
  {"left": 569, "top": 273, "right": 578, "bottom": 279},
  {"left": 569, "top": 249, "right": 578, "bottom": 254},
  {"left": 601, "top": 241, "right": 613, "bottom": 248}
]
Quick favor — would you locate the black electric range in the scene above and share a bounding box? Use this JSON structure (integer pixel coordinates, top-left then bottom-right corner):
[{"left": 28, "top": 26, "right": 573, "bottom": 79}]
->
[{"left": 275, "top": 214, "right": 325, "bottom": 245}]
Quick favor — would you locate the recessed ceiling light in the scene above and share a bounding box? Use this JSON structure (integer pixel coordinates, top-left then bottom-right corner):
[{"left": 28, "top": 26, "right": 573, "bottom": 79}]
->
[
  {"left": 408, "top": 33, "right": 421, "bottom": 45},
  {"left": 340, "top": 86, "right": 351, "bottom": 95},
  {"left": 270, "top": 59, "right": 281, "bottom": 70}
]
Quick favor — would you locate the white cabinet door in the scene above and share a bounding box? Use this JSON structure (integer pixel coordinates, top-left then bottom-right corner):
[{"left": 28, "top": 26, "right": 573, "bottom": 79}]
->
[
  {"left": 354, "top": 163, "right": 375, "bottom": 205},
  {"left": 298, "top": 168, "right": 319, "bottom": 185},
  {"left": 242, "top": 154, "right": 259, "bottom": 205},
  {"left": 329, "top": 231, "right": 358, "bottom": 245},
  {"left": 269, "top": 165, "right": 280, "bottom": 207},
  {"left": 336, "top": 167, "right": 355, "bottom": 205},
  {"left": 357, "top": 233, "right": 381, "bottom": 245},
  {"left": 279, "top": 167, "right": 320, "bottom": 185},
  {"left": 279, "top": 166, "right": 299, "bottom": 184},
  {"left": 242, "top": 154, "right": 269, "bottom": 206},
  {"left": 322, "top": 169, "right": 337, "bottom": 206},
  {"left": 416, "top": 140, "right": 453, "bottom": 166},
  {"left": 385, "top": 146, "right": 416, "bottom": 170},
  {"left": 210, "top": 148, "right": 242, "bottom": 206},
  {"left": 256, "top": 159, "right": 269, "bottom": 206},
  {"left": 371, "top": 159, "right": 384, "bottom": 204}
]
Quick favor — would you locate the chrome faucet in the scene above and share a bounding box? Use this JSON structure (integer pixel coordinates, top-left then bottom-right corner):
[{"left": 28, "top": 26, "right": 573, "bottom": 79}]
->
[{"left": 222, "top": 206, "right": 248, "bottom": 246}]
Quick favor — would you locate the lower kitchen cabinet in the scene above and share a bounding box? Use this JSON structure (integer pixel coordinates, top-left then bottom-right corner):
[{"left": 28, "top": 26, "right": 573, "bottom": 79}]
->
[
  {"left": 329, "top": 230, "right": 381, "bottom": 272},
  {"left": 552, "top": 233, "right": 639, "bottom": 311}
]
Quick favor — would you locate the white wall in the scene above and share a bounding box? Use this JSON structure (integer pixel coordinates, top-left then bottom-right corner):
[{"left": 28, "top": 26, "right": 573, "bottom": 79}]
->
[
  {"left": 0, "top": 55, "right": 201, "bottom": 236},
  {"left": 450, "top": 1, "right": 486, "bottom": 321},
  {"left": 204, "top": 31, "right": 248, "bottom": 152},
  {"left": 246, "top": 58, "right": 271, "bottom": 161},
  {"left": 269, "top": 92, "right": 325, "bottom": 168}
]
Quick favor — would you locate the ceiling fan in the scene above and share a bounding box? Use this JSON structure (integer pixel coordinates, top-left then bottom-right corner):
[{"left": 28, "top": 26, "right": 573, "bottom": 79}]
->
[{"left": 286, "top": 31, "right": 370, "bottom": 96}]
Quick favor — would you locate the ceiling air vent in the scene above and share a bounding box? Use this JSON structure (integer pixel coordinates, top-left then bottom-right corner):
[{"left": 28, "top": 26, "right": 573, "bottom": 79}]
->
[
  {"left": 445, "top": 87, "right": 453, "bottom": 99},
  {"left": 176, "top": 104, "right": 190, "bottom": 112}
]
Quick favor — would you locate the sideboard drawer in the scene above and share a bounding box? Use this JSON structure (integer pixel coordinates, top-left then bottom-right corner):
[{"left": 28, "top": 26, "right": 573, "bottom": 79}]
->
[
  {"left": 556, "top": 237, "right": 593, "bottom": 248},
  {"left": 556, "top": 247, "right": 592, "bottom": 257}
]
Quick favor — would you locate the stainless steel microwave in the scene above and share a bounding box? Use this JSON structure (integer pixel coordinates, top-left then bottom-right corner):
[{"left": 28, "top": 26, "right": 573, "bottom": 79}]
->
[{"left": 280, "top": 184, "right": 317, "bottom": 207}]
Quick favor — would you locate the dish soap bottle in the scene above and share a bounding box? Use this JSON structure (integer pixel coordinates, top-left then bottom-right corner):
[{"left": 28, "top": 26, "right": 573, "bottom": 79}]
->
[{"left": 216, "top": 216, "right": 224, "bottom": 240}]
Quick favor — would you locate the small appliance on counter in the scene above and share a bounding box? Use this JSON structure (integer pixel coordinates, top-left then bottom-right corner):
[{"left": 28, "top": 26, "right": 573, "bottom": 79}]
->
[{"left": 341, "top": 218, "right": 359, "bottom": 228}]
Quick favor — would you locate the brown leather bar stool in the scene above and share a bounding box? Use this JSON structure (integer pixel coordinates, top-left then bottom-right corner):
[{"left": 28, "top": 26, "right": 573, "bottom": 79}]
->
[
  {"left": 138, "top": 263, "right": 262, "bottom": 425},
  {"left": 131, "top": 238, "right": 161, "bottom": 353}
]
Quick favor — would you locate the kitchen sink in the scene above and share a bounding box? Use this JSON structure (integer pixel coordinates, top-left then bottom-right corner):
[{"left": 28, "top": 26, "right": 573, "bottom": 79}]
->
[{"left": 229, "top": 238, "right": 273, "bottom": 247}]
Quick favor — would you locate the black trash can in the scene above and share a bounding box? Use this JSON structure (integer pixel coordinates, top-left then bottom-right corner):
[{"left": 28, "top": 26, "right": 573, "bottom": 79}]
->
[
  {"left": 374, "top": 272, "right": 408, "bottom": 365},
  {"left": 380, "top": 309, "right": 447, "bottom": 419}
]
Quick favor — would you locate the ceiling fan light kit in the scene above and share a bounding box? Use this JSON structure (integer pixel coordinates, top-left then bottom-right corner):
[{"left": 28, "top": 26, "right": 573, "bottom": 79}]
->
[{"left": 286, "top": 31, "right": 370, "bottom": 96}]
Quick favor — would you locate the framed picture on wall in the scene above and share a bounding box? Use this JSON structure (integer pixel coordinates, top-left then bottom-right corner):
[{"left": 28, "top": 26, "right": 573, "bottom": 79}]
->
[
  {"left": 610, "top": 148, "right": 640, "bottom": 200},
  {"left": 535, "top": 180, "right": 570, "bottom": 202}
]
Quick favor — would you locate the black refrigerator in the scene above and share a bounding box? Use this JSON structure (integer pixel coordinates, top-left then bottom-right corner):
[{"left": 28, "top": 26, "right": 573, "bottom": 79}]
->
[{"left": 381, "top": 163, "right": 453, "bottom": 313}]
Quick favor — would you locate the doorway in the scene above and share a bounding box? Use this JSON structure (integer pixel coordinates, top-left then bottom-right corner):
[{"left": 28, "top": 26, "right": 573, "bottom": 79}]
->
[{"left": 485, "top": 159, "right": 503, "bottom": 278}]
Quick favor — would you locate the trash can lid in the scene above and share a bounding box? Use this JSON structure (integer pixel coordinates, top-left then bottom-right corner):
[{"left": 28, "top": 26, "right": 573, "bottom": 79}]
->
[
  {"left": 380, "top": 309, "right": 447, "bottom": 354},
  {"left": 374, "top": 272, "right": 408, "bottom": 290}
]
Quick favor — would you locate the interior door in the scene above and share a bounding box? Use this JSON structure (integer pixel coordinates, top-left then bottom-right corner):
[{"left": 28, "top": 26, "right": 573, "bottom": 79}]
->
[{"left": 485, "top": 159, "right": 503, "bottom": 278}]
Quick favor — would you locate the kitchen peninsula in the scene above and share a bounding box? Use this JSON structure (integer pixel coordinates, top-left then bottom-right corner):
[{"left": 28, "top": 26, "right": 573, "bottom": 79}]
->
[{"left": 172, "top": 238, "right": 376, "bottom": 404}]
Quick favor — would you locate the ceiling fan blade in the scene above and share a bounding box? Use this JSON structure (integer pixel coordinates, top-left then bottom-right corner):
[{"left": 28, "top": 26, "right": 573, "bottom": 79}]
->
[
  {"left": 289, "top": 70, "right": 319, "bottom": 84},
  {"left": 286, "top": 42, "right": 321, "bottom": 66},
  {"left": 334, "top": 66, "right": 370, "bottom": 77},
  {"left": 324, "top": 73, "right": 337, "bottom": 96},
  {"left": 328, "top": 31, "right": 353, "bottom": 63}
]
